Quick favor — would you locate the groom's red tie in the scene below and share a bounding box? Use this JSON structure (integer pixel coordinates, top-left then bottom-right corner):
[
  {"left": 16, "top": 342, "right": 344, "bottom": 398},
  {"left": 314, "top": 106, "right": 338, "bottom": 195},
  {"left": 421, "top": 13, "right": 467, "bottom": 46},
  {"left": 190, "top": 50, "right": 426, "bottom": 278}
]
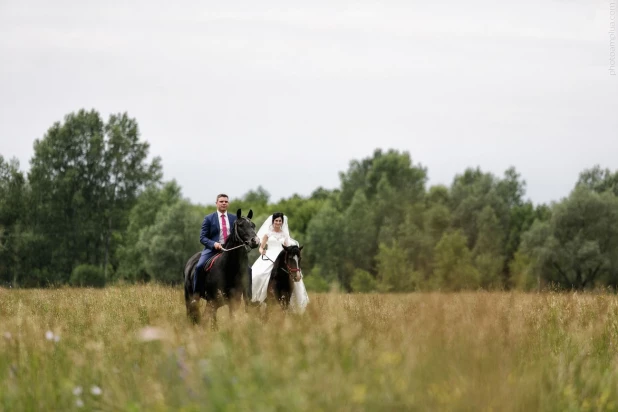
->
[{"left": 221, "top": 214, "right": 228, "bottom": 243}]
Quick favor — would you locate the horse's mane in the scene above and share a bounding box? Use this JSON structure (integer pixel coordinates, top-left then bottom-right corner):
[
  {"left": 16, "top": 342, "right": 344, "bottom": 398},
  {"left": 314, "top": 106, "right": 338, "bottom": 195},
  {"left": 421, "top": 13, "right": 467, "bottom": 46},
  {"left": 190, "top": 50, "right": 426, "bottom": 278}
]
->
[
  {"left": 222, "top": 217, "right": 241, "bottom": 249},
  {"left": 272, "top": 245, "right": 301, "bottom": 275},
  {"left": 272, "top": 248, "right": 286, "bottom": 275}
]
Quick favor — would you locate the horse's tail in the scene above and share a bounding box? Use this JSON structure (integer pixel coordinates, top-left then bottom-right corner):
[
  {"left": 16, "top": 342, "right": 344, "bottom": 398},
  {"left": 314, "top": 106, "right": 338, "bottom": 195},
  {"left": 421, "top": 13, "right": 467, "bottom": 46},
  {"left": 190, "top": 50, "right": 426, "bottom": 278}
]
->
[
  {"left": 184, "top": 251, "right": 202, "bottom": 323},
  {"left": 184, "top": 251, "right": 201, "bottom": 302}
]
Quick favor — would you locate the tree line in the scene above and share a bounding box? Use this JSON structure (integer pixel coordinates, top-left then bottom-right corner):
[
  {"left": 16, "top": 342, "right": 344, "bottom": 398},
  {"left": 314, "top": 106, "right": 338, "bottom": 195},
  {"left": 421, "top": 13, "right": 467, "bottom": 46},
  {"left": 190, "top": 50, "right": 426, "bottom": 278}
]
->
[{"left": 1, "top": 109, "right": 617, "bottom": 291}]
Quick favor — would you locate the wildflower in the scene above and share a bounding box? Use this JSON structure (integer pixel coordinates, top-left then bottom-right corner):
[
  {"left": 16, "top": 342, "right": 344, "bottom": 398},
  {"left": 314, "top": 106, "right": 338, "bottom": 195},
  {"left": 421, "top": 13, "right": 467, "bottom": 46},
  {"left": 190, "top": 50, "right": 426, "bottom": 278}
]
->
[
  {"left": 3, "top": 332, "right": 11, "bottom": 340},
  {"left": 75, "top": 398, "right": 84, "bottom": 408},
  {"left": 90, "top": 385, "right": 102, "bottom": 396},
  {"left": 73, "top": 386, "right": 83, "bottom": 396},
  {"left": 53, "top": 334, "right": 60, "bottom": 342},
  {"left": 137, "top": 326, "right": 167, "bottom": 342},
  {"left": 45, "top": 331, "right": 54, "bottom": 341}
]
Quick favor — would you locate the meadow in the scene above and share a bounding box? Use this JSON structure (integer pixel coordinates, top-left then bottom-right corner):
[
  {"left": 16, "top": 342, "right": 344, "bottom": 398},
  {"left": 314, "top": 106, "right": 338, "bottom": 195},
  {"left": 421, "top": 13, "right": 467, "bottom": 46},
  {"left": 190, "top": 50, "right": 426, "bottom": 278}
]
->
[{"left": 1, "top": 286, "right": 618, "bottom": 411}]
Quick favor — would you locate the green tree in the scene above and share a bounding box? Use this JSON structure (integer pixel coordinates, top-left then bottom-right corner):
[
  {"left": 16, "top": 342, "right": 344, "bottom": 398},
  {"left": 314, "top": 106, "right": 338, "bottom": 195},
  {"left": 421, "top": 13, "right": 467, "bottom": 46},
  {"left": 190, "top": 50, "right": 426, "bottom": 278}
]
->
[
  {"left": 576, "top": 165, "right": 618, "bottom": 196},
  {"left": 415, "top": 203, "right": 452, "bottom": 280},
  {"left": 102, "top": 113, "right": 163, "bottom": 278},
  {"left": 305, "top": 201, "right": 345, "bottom": 285},
  {"left": 339, "top": 148, "right": 427, "bottom": 209},
  {"left": 504, "top": 201, "right": 537, "bottom": 268},
  {"left": 472, "top": 206, "right": 505, "bottom": 288},
  {"left": 342, "top": 191, "right": 377, "bottom": 275},
  {"left": 350, "top": 269, "right": 377, "bottom": 292},
  {"left": 270, "top": 194, "right": 327, "bottom": 243},
  {"left": 509, "top": 250, "right": 539, "bottom": 291},
  {"left": 426, "top": 184, "right": 449, "bottom": 207},
  {"left": 231, "top": 186, "right": 270, "bottom": 217},
  {"left": 70, "top": 264, "right": 106, "bottom": 288},
  {"left": 519, "top": 187, "right": 618, "bottom": 289},
  {"left": 496, "top": 166, "right": 526, "bottom": 208},
  {"left": 116, "top": 181, "right": 183, "bottom": 282},
  {"left": 307, "top": 149, "right": 427, "bottom": 290},
  {"left": 28, "top": 110, "right": 107, "bottom": 283},
  {"left": 242, "top": 185, "right": 270, "bottom": 206},
  {"left": 310, "top": 186, "right": 337, "bottom": 201},
  {"left": 136, "top": 200, "right": 202, "bottom": 284},
  {"left": 375, "top": 241, "right": 418, "bottom": 292},
  {"left": 303, "top": 267, "right": 331, "bottom": 292},
  {"left": 27, "top": 110, "right": 161, "bottom": 284},
  {"left": 449, "top": 167, "right": 508, "bottom": 250},
  {"left": 424, "top": 204, "right": 451, "bottom": 245},
  {"left": 0, "top": 156, "right": 27, "bottom": 286},
  {"left": 449, "top": 166, "right": 532, "bottom": 287},
  {"left": 433, "top": 230, "right": 480, "bottom": 291}
]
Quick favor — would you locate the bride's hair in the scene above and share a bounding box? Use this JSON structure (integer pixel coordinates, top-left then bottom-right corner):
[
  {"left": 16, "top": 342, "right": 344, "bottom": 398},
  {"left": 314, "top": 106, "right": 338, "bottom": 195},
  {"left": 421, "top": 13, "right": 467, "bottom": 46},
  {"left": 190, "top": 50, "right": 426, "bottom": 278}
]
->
[{"left": 272, "top": 212, "right": 284, "bottom": 222}]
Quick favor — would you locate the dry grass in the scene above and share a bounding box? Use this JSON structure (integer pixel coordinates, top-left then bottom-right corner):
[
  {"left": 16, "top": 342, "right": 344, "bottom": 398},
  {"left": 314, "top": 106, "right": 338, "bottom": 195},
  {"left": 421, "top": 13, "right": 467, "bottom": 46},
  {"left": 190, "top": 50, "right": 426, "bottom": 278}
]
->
[{"left": 1, "top": 286, "right": 618, "bottom": 411}]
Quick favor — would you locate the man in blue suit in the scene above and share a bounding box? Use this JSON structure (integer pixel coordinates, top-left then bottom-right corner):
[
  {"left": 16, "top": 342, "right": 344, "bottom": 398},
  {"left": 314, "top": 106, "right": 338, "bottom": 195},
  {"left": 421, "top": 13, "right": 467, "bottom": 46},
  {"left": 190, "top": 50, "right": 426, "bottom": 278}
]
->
[{"left": 192, "top": 193, "right": 237, "bottom": 301}]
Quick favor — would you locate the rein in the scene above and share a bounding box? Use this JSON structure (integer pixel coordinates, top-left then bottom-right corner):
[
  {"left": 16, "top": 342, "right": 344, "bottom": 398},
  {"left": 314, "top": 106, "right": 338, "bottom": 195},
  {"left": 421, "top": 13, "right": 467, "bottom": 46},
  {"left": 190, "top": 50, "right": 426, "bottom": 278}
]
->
[
  {"left": 262, "top": 250, "right": 302, "bottom": 277},
  {"left": 221, "top": 244, "right": 246, "bottom": 252},
  {"left": 221, "top": 218, "right": 253, "bottom": 252},
  {"left": 261, "top": 254, "right": 276, "bottom": 263}
]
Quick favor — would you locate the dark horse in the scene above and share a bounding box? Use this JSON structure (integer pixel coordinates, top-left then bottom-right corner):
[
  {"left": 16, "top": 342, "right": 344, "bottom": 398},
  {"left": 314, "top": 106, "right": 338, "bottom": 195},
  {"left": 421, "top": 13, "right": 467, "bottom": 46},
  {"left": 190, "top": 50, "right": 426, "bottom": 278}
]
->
[
  {"left": 263, "top": 244, "right": 304, "bottom": 320},
  {"left": 184, "top": 209, "right": 260, "bottom": 328}
]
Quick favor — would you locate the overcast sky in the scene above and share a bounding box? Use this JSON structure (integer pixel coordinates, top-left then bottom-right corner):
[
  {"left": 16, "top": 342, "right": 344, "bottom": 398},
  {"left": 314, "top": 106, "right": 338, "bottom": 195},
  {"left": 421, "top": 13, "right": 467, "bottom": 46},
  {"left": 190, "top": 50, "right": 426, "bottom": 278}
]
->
[{"left": 1, "top": 0, "right": 616, "bottom": 206}]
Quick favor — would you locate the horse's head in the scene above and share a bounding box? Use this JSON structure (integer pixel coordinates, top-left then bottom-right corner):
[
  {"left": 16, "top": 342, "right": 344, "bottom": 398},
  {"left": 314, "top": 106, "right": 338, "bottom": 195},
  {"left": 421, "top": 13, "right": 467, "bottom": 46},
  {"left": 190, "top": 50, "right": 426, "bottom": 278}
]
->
[
  {"left": 233, "top": 209, "right": 260, "bottom": 250},
  {"left": 282, "top": 244, "right": 304, "bottom": 282}
]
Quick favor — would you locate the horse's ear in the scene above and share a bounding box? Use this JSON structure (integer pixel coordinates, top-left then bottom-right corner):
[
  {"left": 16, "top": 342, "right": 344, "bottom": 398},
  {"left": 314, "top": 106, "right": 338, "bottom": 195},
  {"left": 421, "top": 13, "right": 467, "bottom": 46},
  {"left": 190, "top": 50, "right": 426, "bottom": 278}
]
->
[
  {"left": 247, "top": 209, "right": 253, "bottom": 219},
  {"left": 299, "top": 245, "right": 304, "bottom": 251},
  {"left": 283, "top": 245, "right": 289, "bottom": 251},
  {"left": 236, "top": 209, "right": 241, "bottom": 219}
]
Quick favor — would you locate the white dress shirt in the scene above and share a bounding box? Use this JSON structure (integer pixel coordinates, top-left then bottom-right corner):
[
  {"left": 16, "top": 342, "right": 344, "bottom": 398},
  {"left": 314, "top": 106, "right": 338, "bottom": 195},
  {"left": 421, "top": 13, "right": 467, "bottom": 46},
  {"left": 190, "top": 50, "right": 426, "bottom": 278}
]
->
[{"left": 218, "top": 211, "right": 230, "bottom": 242}]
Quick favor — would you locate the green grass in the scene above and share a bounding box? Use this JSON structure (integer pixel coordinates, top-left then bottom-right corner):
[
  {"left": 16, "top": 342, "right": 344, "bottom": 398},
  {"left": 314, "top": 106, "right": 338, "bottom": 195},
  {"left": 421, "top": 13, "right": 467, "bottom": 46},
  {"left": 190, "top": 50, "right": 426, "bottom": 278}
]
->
[{"left": 1, "top": 286, "right": 618, "bottom": 411}]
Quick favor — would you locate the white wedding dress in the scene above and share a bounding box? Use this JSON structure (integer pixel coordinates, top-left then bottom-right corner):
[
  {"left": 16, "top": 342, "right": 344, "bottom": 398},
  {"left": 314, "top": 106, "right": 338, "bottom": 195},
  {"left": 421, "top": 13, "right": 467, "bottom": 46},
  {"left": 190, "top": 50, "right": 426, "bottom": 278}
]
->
[{"left": 251, "top": 217, "right": 309, "bottom": 314}]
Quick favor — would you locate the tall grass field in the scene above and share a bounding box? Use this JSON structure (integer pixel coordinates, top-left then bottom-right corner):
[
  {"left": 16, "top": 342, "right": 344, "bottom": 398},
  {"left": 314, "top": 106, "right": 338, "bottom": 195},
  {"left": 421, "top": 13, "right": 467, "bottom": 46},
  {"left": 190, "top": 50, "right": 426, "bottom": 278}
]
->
[{"left": 1, "top": 286, "right": 618, "bottom": 411}]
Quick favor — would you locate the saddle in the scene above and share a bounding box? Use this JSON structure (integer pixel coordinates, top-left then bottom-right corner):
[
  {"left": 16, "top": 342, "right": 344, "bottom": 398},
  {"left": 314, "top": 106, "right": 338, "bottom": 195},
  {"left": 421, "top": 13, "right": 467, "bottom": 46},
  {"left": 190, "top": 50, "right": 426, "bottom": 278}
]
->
[{"left": 204, "top": 253, "right": 223, "bottom": 273}]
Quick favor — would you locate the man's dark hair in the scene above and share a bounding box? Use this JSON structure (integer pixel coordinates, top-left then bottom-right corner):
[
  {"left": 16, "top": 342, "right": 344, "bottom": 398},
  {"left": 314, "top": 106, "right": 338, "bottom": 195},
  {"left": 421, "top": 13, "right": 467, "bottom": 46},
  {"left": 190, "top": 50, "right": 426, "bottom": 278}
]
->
[{"left": 216, "top": 194, "right": 229, "bottom": 201}]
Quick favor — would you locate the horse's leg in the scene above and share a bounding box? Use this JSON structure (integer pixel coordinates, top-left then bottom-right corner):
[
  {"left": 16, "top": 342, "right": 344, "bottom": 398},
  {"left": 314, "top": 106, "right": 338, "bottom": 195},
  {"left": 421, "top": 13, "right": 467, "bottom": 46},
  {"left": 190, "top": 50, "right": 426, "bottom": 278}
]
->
[
  {"left": 188, "top": 299, "right": 201, "bottom": 324},
  {"left": 228, "top": 289, "right": 240, "bottom": 320},
  {"left": 278, "top": 291, "right": 287, "bottom": 312},
  {"left": 185, "top": 274, "right": 192, "bottom": 316},
  {"left": 206, "top": 300, "right": 218, "bottom": 331},
  {"left": 284, "top": 295, "right": 291, "bottom": 314},
  {"left": 280, "top": 292, "right": 292, "bottom": 316},
  {"left": 284, "top": 280, "right": 294, "bottom": 314},
  {"left": 244, "top": 265, "right": 253, "bottom": 313},
  {"left": 186, "top": 267, "right": 201, "bottom": 324},
  {"left": 277, "top": 278, "right": 291, "bottom": 314}
]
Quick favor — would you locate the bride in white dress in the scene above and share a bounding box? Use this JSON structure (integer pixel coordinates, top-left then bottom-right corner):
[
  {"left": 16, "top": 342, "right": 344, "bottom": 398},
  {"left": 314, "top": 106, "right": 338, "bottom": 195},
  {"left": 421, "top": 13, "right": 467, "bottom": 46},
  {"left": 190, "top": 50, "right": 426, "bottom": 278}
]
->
[{"left": 251, "top": 213, "right": 309, "bottom": 313}]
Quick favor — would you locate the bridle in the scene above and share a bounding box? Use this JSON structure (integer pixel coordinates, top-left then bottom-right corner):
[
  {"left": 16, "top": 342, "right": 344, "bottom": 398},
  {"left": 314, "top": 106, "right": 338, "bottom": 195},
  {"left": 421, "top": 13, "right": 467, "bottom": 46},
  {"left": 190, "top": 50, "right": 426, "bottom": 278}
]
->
[
  {"left": 262, "top": 249, "right": 302, "bottom": 279},
  {"left": 221, "top": 218, "right": 256, "bottom": 252},
  {"left": 283, "top": 250, "right": 302, "bottom": 275}
]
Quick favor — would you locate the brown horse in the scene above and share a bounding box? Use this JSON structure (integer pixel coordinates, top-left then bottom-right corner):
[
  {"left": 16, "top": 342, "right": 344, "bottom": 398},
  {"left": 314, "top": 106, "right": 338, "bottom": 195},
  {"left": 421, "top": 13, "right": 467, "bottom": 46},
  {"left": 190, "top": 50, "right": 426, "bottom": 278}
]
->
[{"left": 262, "top": 244, "right": 303, "bottom": 320}]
